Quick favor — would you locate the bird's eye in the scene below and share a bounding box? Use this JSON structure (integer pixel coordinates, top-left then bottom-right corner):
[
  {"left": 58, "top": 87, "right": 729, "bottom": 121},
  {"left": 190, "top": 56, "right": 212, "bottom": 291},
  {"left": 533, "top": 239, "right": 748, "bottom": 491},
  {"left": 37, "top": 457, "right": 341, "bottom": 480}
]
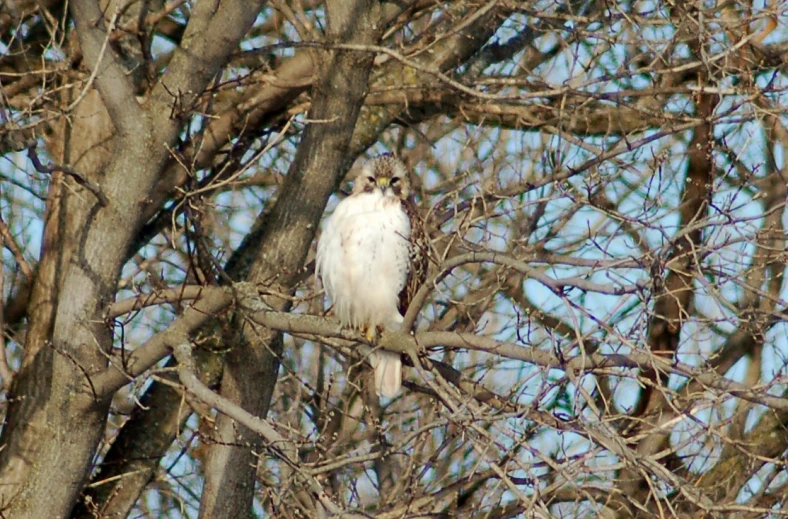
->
[
  {"left": 366, "top": 176, "right": 376, "bottom": 183},
  {"left": 390, "top": 177, "right": 400, "bottom": 185}
]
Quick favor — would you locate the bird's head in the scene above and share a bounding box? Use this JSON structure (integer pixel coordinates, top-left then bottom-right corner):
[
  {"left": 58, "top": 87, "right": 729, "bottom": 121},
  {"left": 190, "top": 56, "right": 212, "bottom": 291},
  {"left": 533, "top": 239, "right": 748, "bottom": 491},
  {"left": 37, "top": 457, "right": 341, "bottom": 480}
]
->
[{"left": 353, "top": 154, "right": 411, "bottom": 199}]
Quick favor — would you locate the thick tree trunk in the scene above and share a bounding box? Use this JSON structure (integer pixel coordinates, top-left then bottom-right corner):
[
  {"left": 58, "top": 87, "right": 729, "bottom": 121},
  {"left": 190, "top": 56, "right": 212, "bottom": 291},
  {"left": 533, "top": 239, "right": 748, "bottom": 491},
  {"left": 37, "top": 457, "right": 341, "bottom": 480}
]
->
[{"left": 0, "top": 0, "right": 266, "bottom": 514}]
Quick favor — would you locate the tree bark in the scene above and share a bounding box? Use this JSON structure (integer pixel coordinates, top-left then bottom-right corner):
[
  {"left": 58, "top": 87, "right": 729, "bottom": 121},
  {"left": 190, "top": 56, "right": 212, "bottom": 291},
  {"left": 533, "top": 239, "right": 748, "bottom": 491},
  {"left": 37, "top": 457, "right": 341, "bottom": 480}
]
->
[{"left": 0, "top": 0, "right": 265, "bottom": 515}]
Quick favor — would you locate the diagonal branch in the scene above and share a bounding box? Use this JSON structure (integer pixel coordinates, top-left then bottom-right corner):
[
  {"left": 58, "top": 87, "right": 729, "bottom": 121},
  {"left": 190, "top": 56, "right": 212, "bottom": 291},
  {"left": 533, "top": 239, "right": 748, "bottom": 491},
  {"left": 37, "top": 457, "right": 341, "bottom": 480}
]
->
[
  {"left": 147, "top": 0, "right": 267, "bottom": 130},
  {"left": 171, "top": 341, "right": 347, "bottom": 517},
  {"left": 26, "top": 142, "right": 108, "bottom": 206},
  {"left": 637, "top": 90, "right": 717, "bottom": 424},
  {"left": 68, "top": 0, "right": 146, "bottom": 137},
  {"left": 92, "top": 287, "right": 232, "bottom": 397},
  {"left": 197, "top": 2, "right": 387, "bottom": 517}
]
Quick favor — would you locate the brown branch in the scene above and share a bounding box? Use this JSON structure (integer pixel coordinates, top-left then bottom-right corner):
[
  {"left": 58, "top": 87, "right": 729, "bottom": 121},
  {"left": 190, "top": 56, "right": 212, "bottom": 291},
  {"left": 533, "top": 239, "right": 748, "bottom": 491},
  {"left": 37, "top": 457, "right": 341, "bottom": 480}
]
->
[
  {"left": 171, "top": 341, "right": 345, "bottom": 516},
  {"left": 97, "top": 271, "right": 788, "bottom": 414},
  {"left": 428, "top": 116, "right": 713, "bottom": 233},
  {"left": 107, "top": 250, "right": 644, "bottom": 324},
  {"left": 72, "top": 350, "right": 222, "bottom": 519},
  {"left": 636, "top": 89, "right": 717, "bottom": 430},
  {"left": 697, "top": 405, "right": 788, "bottom": 507},
  {"left": 92, "top": 287, "right": 232, "bottom": 397},
  {"left": 147, "top": 0, "right": 267, "bottom": 125},
  {"left": 113, "top": 0, "right": 188, "bottom": 40},
  {"left": 107, "top": 285, "right": 208, "bottom": 318},
  {"left": 0, "top": 211, "right": 34, "bottom": 280},
  {"left": 196, "top": 1, "right": 391, "bottom": 516},
  {"left": 232, "top": 305, "right": 788, "bottom": 412},
  {"left": 366, "top": 88, "right": 676, "bottom": 136},
  {"left": 137, "top": 0, "right": 421, "bottom": 229},
  {"left": 26, "top": 143, "right": 109, "bottom": 207},
  {"left": 403, "top": 251, "right": 647, "bottom": 330},
  {"left": 171, "top": 343, "right": 295, "bottom": 459},
  {"left": 68, "top": 0, "right": 146, "bottom": 137},
  {"left": 0, "top": 248, "right": 13, "bottom": 391}
]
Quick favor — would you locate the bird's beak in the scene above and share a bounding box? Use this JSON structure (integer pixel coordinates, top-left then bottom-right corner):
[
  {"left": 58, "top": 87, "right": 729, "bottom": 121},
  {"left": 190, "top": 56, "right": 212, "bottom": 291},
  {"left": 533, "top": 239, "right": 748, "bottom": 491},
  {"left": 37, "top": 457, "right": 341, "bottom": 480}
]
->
[{"left": 376, "top": 177, "right": 390, "bottom": 189}]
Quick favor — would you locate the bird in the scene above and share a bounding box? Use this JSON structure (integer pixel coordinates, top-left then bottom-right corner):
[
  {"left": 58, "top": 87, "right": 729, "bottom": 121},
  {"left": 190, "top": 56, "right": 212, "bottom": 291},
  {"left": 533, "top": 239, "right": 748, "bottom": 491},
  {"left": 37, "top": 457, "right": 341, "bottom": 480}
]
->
[{"left": 316, "top": 154, "right": 428, "bottom": 398}]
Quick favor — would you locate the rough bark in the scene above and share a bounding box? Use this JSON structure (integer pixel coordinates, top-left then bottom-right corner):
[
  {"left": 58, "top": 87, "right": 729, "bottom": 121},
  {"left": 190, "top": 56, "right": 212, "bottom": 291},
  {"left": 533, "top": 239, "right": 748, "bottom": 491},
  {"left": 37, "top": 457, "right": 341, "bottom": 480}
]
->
[
  {"left": 0, "top": 0, "right": 266, "bottom": 515},
  {"left": 70, "top": 349, "right": 223, "bottom": 519}
]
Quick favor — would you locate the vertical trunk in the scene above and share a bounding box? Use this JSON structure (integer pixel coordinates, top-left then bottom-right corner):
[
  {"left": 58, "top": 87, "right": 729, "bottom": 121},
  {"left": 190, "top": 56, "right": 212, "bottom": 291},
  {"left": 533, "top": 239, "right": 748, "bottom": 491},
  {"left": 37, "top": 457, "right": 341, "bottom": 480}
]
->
[{"left": 0, "top": 87, "right": 116, "bottom": 510}]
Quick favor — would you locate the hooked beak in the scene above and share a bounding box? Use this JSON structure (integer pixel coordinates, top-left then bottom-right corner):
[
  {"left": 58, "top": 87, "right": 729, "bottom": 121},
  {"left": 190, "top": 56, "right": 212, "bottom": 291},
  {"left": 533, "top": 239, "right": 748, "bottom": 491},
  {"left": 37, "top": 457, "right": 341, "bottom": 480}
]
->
[{"left": 376, "top": 177, "right": 391, "bottom": 193}]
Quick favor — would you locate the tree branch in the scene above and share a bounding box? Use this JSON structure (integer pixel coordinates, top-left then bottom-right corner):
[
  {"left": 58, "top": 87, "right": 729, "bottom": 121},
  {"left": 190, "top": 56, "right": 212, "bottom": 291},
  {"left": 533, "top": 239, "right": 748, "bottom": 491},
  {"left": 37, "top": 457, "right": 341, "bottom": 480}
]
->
[
  {"left": 68, "top": 0, "right": 146, "bottom": 137},
  {"left": 171, "top": 341, "right": 347, "bottom": 517},
  {"left": 197, "top": 1, "right": 387, "bottom": 517},
  {"left": 148, "top": 0, "right": 267, "bottom": 129},
  {"left": 92, "top": 287, "right": 232, "bottom": 397},
  {"left": 26, "top": 142, "right": 108, "bottom": 207}
]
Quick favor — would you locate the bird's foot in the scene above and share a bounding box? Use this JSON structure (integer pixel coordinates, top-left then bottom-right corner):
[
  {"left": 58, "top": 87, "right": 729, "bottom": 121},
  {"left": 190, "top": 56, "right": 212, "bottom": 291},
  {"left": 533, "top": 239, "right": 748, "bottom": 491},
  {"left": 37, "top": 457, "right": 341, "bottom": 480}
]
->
[{"left": 362, "top": 324, "right": 382, "bottom": 344}]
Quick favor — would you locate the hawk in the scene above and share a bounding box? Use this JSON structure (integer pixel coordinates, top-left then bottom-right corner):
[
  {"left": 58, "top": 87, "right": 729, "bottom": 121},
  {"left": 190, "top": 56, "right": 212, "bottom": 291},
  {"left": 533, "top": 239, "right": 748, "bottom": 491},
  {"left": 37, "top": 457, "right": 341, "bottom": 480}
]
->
[{"left": 316, "top": 154, "right": 428, "bottom": 398}]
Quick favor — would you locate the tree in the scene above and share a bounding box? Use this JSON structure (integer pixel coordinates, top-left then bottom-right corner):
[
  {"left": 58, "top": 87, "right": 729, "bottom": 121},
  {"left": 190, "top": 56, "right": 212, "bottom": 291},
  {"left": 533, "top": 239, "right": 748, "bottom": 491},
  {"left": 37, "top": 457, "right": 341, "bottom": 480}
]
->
[{"left": 1, "top": 0, "right": 787, "bottom": 517}]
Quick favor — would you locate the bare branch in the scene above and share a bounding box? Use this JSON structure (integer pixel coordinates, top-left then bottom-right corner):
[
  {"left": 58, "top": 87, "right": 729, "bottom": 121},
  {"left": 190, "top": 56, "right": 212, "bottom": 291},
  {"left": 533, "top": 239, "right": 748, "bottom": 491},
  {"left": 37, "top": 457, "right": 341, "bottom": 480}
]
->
[
  {"left": 68, "top": 0, "right": 146, "bottom": 137},
  {"left": 4, "top": 1, "right": 788, "bottom": 516},
  {"left": 92, "top": 287, "right": 232, "bottom": 397},
  {"left": 172, "top": 341, "right": 346, "bottom": 516},
  {"left": 26, "top": 142, "right": 108, "bottom": 207},
  {"left": 0, "top": 247, "right": 13, "bottom": 391}
]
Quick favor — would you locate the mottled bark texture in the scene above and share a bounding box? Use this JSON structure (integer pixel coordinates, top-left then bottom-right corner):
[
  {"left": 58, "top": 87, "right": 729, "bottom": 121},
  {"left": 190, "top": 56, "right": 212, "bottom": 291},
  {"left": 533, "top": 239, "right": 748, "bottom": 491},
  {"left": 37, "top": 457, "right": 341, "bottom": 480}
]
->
[{"left": 0, "top": 0, "right": 266, "bottom": 516}]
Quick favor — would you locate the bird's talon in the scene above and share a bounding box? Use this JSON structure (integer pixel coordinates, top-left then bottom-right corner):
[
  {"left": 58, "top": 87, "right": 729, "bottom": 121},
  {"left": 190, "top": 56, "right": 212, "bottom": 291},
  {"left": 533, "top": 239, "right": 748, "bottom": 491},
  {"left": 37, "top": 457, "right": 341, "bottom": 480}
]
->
[
  {"left": 361, "top": 326, "right": 377, "bottom": 344},
  {"left": 365, "top": 326, "right": 377, "bottom": 343}
]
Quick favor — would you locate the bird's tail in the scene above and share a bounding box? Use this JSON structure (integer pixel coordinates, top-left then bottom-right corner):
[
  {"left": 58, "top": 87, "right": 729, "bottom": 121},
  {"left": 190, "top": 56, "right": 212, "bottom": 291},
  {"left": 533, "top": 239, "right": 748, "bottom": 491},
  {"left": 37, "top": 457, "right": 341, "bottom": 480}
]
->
[{"left": 372, "top": 350, "right": 402, "bottom": 398}]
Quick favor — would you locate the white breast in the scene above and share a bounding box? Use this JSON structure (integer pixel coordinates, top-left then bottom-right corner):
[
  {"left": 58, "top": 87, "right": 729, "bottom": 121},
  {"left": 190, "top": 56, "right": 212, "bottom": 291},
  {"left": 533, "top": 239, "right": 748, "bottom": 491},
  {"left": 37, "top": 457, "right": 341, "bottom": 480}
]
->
[{"left": 316, "top": 191, "right": 411, "bottom": 330}]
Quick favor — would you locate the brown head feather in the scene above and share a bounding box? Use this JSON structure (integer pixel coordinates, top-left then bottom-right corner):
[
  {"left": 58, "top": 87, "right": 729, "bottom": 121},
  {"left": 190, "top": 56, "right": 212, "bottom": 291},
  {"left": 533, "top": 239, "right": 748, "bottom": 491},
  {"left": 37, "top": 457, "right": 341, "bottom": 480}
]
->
[{"left": 352, "top": 154, "right": 411, "bottom": 199}]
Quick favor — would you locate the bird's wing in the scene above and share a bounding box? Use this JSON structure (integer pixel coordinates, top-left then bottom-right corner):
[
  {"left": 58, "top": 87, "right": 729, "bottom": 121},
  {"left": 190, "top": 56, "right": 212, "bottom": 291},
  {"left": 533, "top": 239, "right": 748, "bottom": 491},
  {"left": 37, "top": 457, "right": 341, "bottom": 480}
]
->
[{"left": 398, "top": 198, "right": 429, "bottom": 320}]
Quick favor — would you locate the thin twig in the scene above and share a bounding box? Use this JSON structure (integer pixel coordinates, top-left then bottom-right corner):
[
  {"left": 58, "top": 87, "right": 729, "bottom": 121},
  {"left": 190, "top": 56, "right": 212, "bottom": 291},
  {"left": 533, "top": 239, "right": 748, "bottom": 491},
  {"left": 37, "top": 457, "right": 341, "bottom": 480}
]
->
[
  {"left": 0, "top": 214, "right": 34, "bottom": 280},
  {"left": 172, "top": 341, "right": 345, "bottom": 516},
  {"left": 27, "top": 143, "right": 109, "bottom": 206}
]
